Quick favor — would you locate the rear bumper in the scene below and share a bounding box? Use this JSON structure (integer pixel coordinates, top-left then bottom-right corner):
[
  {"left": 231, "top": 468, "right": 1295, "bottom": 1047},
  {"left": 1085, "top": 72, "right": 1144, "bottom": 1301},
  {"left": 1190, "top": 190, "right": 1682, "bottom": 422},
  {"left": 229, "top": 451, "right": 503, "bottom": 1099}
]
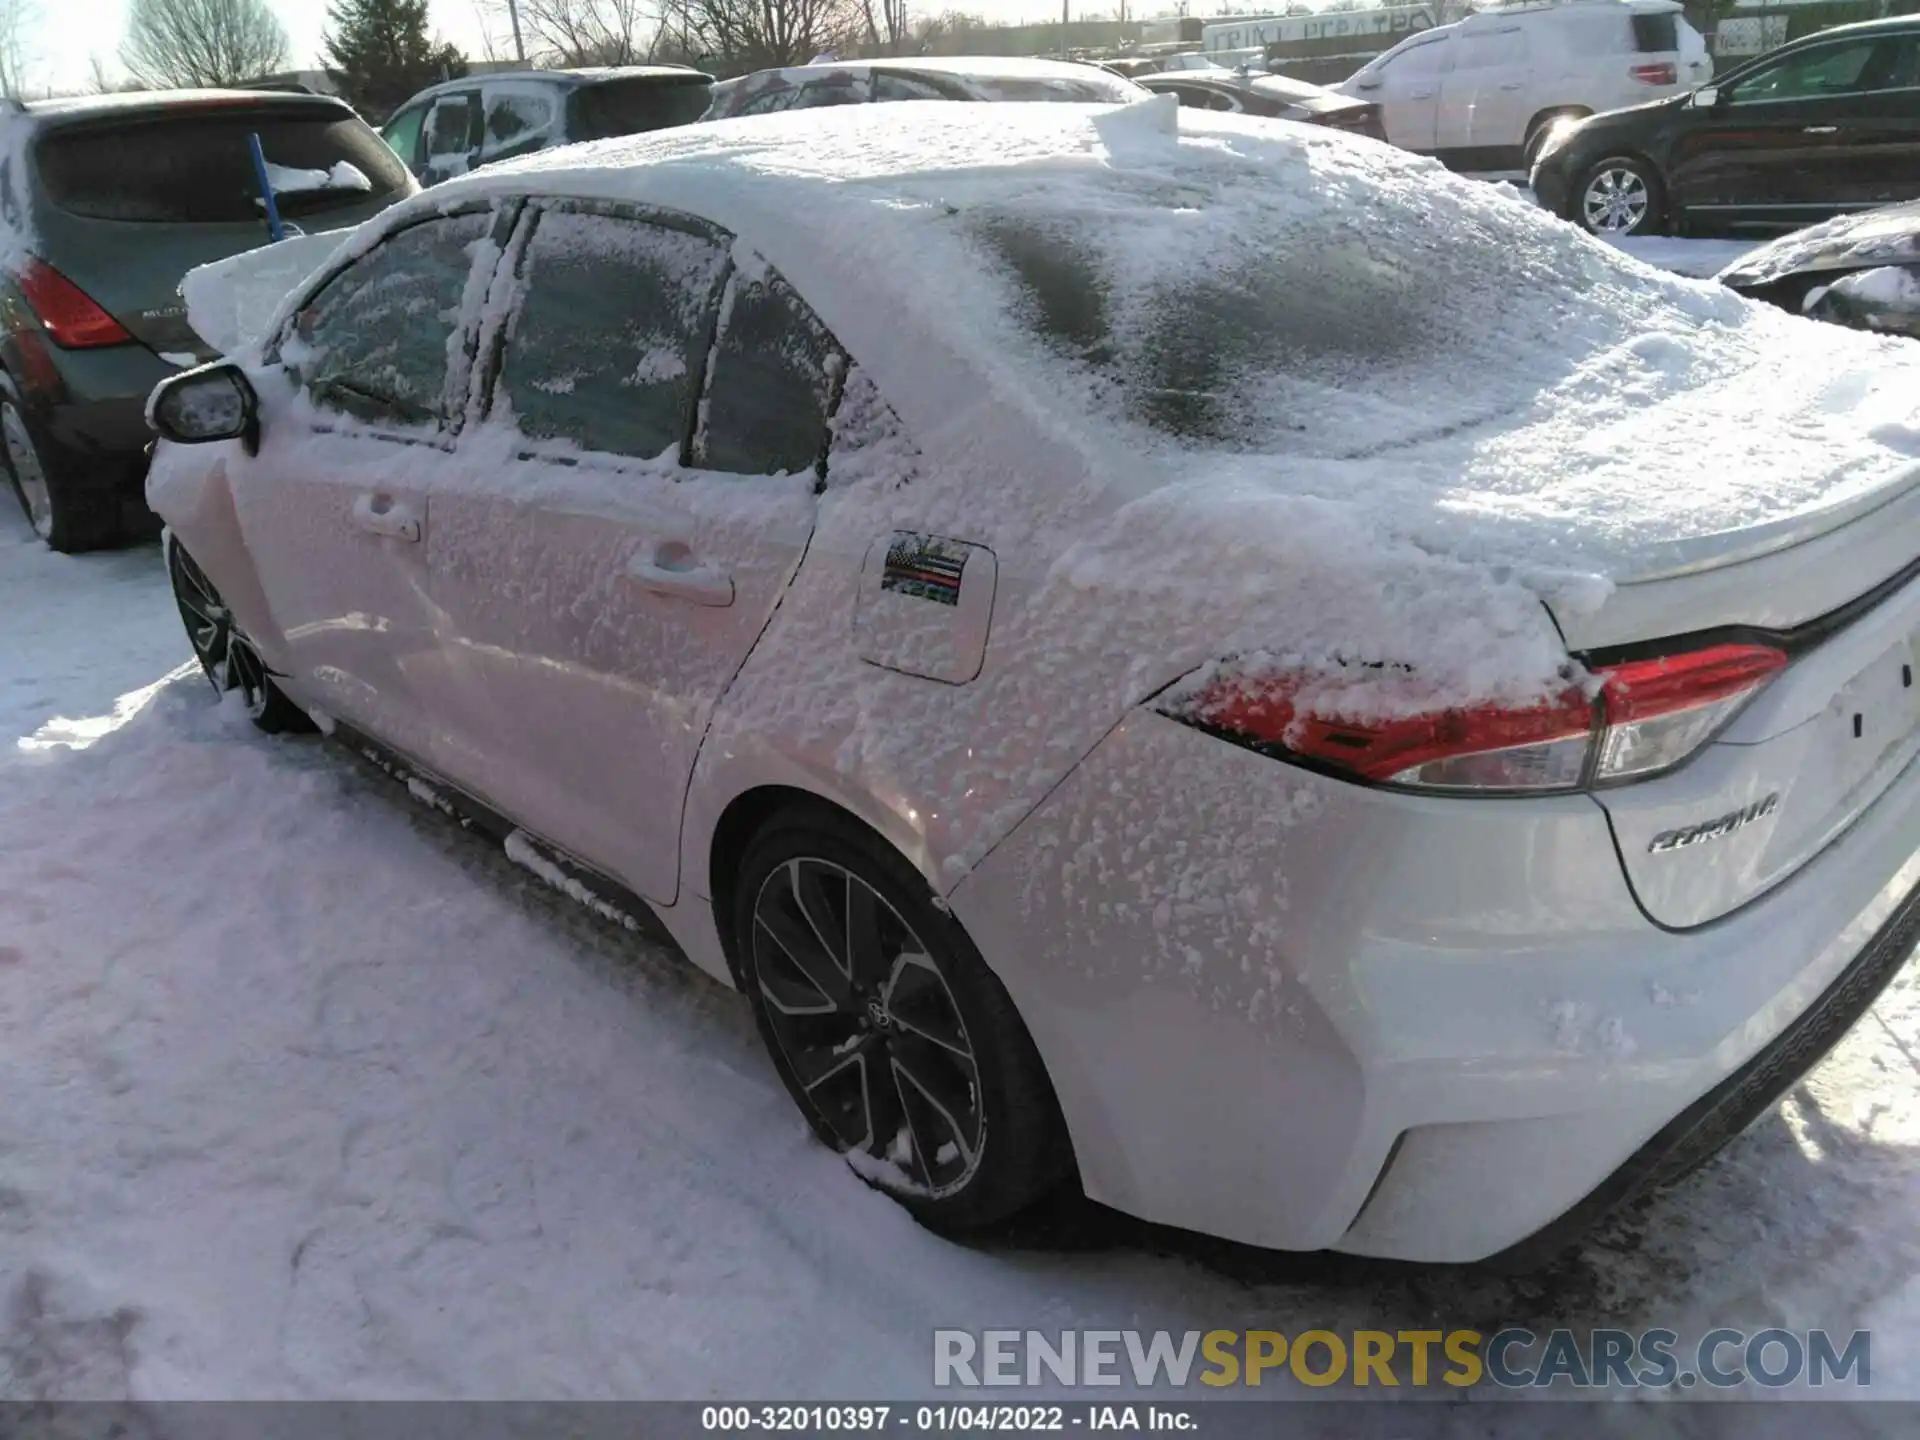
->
[
  {"left": 948, "top": 710, "right": 1920, "bottom": 1262},
  {"left": 13, "top": 339, "right": 175, "bottom": 492}
]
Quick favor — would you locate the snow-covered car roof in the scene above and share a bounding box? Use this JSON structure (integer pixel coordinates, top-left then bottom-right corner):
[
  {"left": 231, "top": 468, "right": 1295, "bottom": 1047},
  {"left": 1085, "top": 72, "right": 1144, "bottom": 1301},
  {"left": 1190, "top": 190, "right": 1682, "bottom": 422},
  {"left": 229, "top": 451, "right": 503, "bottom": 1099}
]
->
[{"left": 277, "top": 100, "right": 1920, "bottom": 600}]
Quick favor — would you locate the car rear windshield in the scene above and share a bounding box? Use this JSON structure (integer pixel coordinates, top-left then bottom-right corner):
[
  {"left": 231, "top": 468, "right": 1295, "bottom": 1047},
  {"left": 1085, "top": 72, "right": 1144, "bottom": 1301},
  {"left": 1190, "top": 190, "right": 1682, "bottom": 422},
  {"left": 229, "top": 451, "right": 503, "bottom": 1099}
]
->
[
  {"left": 1630, "top": 12, "right": 1679, "bottom": 52},
  {"left": 34, "top": 110, "right": 411, "bottom": 223},
  {"left": 948, "top": 152, "right": 1667, "bottom": 459},
  {"left": 569, "top": 77, "right": 715, "bottom": 140}
]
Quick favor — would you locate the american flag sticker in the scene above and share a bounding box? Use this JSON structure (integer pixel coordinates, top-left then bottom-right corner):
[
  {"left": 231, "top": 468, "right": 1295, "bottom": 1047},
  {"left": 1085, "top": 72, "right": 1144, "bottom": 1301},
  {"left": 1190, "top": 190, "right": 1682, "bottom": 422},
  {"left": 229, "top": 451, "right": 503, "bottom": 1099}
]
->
[{"left": 881, "top": 532, "right": 969, "bottom": 607}]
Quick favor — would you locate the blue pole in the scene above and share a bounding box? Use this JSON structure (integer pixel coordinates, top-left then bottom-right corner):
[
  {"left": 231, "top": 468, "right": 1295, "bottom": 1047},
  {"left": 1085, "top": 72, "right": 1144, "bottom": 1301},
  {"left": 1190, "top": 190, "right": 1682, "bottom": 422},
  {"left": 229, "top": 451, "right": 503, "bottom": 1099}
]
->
[{"left": 247, "top": 131, "right": 285, "bottom": 242}]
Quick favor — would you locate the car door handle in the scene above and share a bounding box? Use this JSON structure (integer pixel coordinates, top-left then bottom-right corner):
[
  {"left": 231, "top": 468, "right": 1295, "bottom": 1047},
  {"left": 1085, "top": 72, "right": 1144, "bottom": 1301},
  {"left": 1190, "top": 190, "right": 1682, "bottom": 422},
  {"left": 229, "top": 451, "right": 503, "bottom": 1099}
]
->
[
  {"left": 1803, "top": 125, "right": 1839, "bottom": 134},
  {"left": 1498, "top": 81, "right": 1524, "bottom": 90},
  {"left": 1411, "top": 89, "right": 1434, "bottom": 98},
  {"left": 627, "top": 544, "right": 734, "bottom": 606},
  {"left": 349, "top": 492, "right": 420, "bottom": 542}
]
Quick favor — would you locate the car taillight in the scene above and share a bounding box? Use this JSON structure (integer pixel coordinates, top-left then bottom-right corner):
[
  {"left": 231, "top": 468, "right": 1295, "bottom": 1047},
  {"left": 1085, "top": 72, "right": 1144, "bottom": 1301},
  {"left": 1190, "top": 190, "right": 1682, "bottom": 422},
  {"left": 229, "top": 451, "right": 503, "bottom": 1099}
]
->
[
  {"left": 1156, "top": 641, "right": 1787, "bottom": 794},
  {"left": 1630, "top": 62, "right": 1677, "bottom": 85},
  {"left": 18, "top": 258, "right": 131, "bottom": 348}
]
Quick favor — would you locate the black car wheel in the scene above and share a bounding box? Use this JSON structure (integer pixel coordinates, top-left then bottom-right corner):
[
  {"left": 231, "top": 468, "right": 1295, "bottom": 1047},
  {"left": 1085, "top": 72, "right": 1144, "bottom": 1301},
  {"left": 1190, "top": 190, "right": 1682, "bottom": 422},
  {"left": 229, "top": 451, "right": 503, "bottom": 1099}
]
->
[
  {"left": 1577, "top": 155, "right": 1665, "bottom": 236},
  {"left": 732, "top": 805, "right": 1073, "bottom": 1231},
  {"left": 0, "top": 395, "right": 117, "bottom": 553},
  {"left": 167, "top": 534, "right": 312, "bottom": 734}
]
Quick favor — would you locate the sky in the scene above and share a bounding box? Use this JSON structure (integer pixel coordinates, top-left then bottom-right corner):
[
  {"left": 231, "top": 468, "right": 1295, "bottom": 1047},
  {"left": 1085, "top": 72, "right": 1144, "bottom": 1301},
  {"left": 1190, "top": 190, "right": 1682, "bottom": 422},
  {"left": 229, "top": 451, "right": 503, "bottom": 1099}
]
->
[
  {"left": 31, "top": 0, "right": 1067, "bottom": 93},
  {"left": 37, "top": 2, "right": 492, "bottom": 92}
]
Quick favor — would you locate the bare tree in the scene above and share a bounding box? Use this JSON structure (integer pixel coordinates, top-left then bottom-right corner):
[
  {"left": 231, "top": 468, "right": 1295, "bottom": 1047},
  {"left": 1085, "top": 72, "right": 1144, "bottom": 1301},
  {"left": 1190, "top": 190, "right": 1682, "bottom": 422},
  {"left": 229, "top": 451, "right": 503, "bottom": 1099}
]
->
[
  {"left": 0, "top": 0, "right": 38, "bottom": 100},
  {"left": 120, "top": 0, "right": 290, "bottom": 89},
  {"left": 657, "top": 0, "right": 856, "bottom": 71},
  {"left": 860, "top": 0, "right": 905, "bottom": 55},
  {"left": 480, "top": 0, "right": 653, "bottom": 66},
  {"left": 909, "top": 8, "right": 983, "bottom": 54}
]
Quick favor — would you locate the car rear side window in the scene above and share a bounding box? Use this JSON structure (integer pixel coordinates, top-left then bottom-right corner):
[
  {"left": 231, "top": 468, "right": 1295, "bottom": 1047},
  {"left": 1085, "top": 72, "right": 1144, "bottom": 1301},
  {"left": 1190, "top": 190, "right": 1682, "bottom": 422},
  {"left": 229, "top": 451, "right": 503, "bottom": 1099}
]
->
[
  {"left": 873, "top": 72, "right": 962, "bottom": 101},
  {"left": 482, "top": 86, "right": 556, "bottom": 159},
  {"left": 33, "top": 111, "right": 410, "bottom": 223},
  {"left": 569, "top": 77, "right": 715, "bottom": 139},
  {"left": 692, "top": 263, "right": 844, "bottom": 478},
  {"left": 1630, "top": 13, "right": 1678, "bottom": 52},
  {"left": 499, "top": 210, "right": 728, "bottom": 462},
  {"left": 289, "top": 212, "right": 494, "bottom": 427}
]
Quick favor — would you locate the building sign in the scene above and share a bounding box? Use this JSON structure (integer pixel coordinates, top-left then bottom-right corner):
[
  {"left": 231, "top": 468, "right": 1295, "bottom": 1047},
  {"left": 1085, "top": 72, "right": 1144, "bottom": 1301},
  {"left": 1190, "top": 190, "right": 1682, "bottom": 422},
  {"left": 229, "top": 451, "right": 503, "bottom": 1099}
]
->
[{"left": 1202, "top": 6, "right": 1437, "bottom": 54}]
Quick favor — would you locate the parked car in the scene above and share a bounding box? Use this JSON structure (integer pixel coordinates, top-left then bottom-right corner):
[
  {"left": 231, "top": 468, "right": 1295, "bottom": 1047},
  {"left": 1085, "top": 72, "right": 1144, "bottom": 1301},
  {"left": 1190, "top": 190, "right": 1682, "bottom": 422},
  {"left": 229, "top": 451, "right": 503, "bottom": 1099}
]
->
[
  {"left": 1339, "top": 0, "right": 1709, "bottom": 171},
  {"left": 0, "top": 89, "right": 414, "bottom": 552},
  {"left": 146, "top": 103, "right": 1920, "bottom": 1267},
  {"left": 1532, "top": 16, "right": 1920, "bottom": 236},
  {"left": 1140, "top": 68, "right": 1387, "bottom": 140},
  {"left": 382, "top": 67, "right": 715, "bottom": 187},
  {"left": 701, "top": 56, "right": 1144, "bottom": 120},
  {"left": 1718, "top": 199, "right": 1920, "bottom": 337}
]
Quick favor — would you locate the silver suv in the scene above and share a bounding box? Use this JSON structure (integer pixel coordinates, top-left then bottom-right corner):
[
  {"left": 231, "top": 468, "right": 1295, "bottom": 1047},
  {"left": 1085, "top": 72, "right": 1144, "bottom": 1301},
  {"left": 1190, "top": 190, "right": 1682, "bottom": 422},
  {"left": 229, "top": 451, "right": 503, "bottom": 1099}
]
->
[{"left": 381, "top": 67, "right": 715, "bottom": 187}]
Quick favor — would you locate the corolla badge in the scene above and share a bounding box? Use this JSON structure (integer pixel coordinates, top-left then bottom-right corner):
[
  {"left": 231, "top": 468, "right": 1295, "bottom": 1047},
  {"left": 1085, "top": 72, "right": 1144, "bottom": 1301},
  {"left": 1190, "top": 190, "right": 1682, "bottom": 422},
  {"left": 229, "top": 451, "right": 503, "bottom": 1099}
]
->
[{"left": 1648, "top": 793, "right": 1780, "bottom": 854}]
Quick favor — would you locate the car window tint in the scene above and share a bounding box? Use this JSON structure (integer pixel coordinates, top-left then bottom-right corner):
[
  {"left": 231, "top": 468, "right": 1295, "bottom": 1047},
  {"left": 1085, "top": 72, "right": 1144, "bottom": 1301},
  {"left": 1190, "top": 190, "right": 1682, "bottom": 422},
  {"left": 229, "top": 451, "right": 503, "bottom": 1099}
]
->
[
  {"left": 874, "top": 71, "right": 955, "bottom": 101},
  {"left": 383, "top": 107, "right": 425, "bottom": 169},
  {"left": 1733, "top": 39, "right": 1881, "bottom": 100},
  {"left": 1630, "top": 12, "right": 1678, "bottom": 52},
  {"left": 289, "top": 212, "right": 494, "bottom": 427},
  {"left": 499, "top": 211, "right": 727, "bottom": 461},
  {"left": 738, "top": 87, "right": 801, "bottom": 115},
  {"left": 32, "top": 112, "right": 410, "bottom": 224},
  {"left": 483, "top": 87, "right": 555, "bottom": 156},
  {"left": 693, "top": 263, "right": 843, "bottom": 478},
  {"left": 569, "top": 77, "right": 714, "bottom": 139}
]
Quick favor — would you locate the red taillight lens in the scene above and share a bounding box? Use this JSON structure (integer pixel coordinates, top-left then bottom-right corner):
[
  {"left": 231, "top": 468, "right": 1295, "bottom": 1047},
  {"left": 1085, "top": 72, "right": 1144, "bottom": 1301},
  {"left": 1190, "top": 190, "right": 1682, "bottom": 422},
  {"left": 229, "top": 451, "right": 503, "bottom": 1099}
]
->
[
  {"left": 1630, "top": 62, "right": 1677, "bottom": 85},
  {"left": 18, "top": 258, "right": 131, "bottom": 349},
  {"left": 1590, "top": 642, "right": 1788, "bottom": 783},
  {"left": 1157, "top": 641, "right": 1787, "bottom": 794}
]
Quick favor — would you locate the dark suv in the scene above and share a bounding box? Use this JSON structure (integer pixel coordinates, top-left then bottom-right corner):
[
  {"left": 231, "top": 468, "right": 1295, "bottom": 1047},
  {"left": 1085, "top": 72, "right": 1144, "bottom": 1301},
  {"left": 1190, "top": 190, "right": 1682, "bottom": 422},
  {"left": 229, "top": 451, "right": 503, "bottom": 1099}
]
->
[
  {"left": 1531, "top": 16, "right": 1920, "bottom": 236},
  {"left": 381, "top": 68, "right": 715, "bottom": 187},
  {"left": 0, "top": 90, "right": 413, "bottom": 551}
]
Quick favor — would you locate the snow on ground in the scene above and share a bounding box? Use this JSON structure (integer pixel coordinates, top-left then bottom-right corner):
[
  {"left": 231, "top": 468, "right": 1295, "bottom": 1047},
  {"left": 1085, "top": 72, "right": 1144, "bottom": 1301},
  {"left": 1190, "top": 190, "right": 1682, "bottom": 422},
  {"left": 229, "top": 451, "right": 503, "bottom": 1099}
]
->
[
  {"left": 1607, "top": 235, "right": 1760, "bottom": 280},
  {"left": 3, "top": 504, "right": 1920, "bottom": 1412}
]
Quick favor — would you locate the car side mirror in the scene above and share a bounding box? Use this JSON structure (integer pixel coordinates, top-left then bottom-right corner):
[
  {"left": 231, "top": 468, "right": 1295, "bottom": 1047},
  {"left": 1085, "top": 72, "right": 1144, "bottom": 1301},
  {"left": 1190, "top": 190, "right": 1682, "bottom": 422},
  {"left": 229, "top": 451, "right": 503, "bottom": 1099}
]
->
[
  {"left": 148, "top": 363, "right": 260, "bottom": 456},
  {"left": 1691, "top": 85, "right": 1719, "bottom": 108},
  {"left": 1352, "top": 74, "right": 1383, "bottom": 90}
]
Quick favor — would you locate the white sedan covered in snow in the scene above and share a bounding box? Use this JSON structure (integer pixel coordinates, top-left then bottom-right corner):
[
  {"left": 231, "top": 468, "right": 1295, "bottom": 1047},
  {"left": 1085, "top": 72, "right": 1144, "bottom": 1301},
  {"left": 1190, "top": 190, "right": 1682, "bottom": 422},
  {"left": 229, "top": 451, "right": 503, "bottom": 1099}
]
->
[{"left": 145, "top": 97, "right": 1920, "bottom": 1265}]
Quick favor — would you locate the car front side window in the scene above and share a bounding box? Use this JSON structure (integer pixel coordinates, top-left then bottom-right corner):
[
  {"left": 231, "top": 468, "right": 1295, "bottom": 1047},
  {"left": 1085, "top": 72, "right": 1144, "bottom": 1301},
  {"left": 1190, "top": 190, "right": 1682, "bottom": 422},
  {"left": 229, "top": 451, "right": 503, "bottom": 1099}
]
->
[
  {"left": 1728, "top": 39, "right": 1885, "bottom": 102},
  {"left": 286, "top": 211, "right": 497, "bottom": 429},
  {"left": 495, "top": 208, "right": 729, "bottom": 462},
  {"left": 382, "top": 105, "right": 426, "bottom": 172}
]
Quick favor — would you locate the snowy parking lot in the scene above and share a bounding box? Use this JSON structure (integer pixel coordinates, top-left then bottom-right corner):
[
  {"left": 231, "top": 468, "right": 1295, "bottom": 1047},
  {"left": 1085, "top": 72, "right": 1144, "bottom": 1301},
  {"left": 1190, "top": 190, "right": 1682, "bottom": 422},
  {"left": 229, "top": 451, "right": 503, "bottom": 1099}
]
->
[{"left": 3, "top": 233, "right": 1920, "bottom": 1413}]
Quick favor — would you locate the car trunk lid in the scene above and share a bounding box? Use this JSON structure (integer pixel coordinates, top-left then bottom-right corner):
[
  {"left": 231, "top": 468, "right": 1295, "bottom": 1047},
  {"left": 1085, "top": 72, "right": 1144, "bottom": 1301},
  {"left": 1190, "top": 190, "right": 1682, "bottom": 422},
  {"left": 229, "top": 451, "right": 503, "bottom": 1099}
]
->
[{"left": 1560, "top": 481, "right": 1920, "bottom": 928}]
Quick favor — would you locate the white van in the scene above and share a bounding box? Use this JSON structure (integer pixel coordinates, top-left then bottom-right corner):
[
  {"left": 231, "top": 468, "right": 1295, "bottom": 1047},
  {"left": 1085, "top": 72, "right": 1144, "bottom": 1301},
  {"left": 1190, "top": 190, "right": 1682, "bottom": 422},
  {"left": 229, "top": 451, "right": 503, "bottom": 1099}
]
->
[{"left": 1337, "top": 0, "right": 1711, "bottom": 171}]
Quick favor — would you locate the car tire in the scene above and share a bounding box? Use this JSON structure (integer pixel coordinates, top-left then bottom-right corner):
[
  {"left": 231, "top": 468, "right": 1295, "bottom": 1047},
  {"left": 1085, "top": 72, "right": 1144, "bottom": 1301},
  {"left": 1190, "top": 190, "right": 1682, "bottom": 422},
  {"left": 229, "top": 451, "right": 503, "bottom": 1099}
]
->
[
  {"left": 166, "top": 533, "right": 314, "bottom": 735},
  {"left": 1574, "top": 155, "right": 1666, "bottom": 237},
  {"left": 731, "top": 805, "right": 1074, "bottom": 1231},
  {"left": 0, "top": 394, "right": 118, "bottom": 553}
]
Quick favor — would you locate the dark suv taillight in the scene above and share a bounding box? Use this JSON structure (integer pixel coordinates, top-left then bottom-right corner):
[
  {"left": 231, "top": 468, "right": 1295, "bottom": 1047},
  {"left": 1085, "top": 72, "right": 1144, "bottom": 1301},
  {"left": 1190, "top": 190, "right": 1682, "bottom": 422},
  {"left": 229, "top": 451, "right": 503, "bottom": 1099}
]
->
[
  {"left": 18, "top": 258, "right": 131, "bottom": 349},
  {"left": 1155, "top": 642, "right": 1787, "bottom": 794}
]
